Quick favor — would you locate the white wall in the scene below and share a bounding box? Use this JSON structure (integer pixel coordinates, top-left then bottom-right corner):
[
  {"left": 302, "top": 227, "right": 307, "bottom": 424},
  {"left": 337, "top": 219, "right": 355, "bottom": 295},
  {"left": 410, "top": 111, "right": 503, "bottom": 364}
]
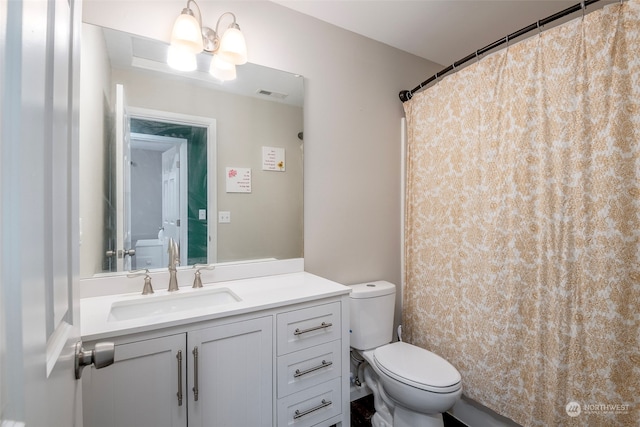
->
[
  {"left": 82, "top": 1, "right": 441, "bottom": 314},
  {"left": 79, "top": 22, "right": 112, "bottom": 277}
]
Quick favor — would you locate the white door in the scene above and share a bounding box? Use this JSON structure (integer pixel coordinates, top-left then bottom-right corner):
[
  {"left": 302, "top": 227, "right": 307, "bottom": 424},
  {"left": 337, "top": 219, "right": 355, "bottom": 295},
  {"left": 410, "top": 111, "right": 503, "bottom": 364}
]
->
[
  {"left": 0, "top": 0, "right": 84, "bottom": 425},
  {"left": 162, "top": 145, "right": 181, "bottom": 263},
  {"left": 115, "top": 84, "right": 133, "bottom": 271}
]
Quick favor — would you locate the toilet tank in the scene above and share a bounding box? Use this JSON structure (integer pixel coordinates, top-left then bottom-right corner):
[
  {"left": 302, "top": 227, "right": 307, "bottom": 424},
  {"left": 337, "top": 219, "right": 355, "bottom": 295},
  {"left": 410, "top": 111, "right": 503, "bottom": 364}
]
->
[{"left": 349, "top": 281, "right": 396, "bottom": 350}]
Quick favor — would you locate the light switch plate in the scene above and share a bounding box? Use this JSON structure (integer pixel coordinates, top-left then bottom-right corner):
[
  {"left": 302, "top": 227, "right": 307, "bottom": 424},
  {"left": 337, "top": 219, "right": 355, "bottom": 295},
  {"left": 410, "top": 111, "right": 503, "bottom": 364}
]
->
[
  {"left": 199, "top": 209, "right": 206, "bottom": 220},
  {"left": 218, "top": 211, "right": 231, "bottom": 223}
]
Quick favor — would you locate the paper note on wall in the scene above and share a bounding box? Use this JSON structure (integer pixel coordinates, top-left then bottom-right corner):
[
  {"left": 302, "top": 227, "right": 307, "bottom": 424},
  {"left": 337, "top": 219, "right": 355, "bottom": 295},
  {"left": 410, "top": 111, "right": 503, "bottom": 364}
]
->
[
  {"left": 262, "top": 146, "right": 285, "bottom": 171},
  {"left": 226, "top": 167, "right": 252, "bottom": 193}
]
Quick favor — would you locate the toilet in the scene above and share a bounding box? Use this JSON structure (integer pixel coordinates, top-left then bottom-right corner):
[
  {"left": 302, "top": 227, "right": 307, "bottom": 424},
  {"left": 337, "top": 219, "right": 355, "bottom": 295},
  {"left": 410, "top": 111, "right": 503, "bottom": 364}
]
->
[{"left": 349, "top": 281, "right": 462, "bottom": 427}]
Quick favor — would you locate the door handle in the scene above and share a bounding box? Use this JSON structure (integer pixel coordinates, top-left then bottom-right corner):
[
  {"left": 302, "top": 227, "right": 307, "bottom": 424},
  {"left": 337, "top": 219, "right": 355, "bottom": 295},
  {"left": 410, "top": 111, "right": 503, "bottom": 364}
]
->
[
  {"left": 121, "top": 249, "right": 136, "bottom": 258},
  {"left": 75, "top": 341, "right": 115, "bottom": 379},
  {"left": 106, "top": 249, "right": 136, "bottom": 258}
]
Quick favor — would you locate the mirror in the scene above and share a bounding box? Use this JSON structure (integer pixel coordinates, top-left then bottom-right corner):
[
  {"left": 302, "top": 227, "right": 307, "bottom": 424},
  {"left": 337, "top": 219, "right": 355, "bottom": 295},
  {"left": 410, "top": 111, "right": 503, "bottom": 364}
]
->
[{"left": 79, "top": 23, "right": 304, "bottom": 278}]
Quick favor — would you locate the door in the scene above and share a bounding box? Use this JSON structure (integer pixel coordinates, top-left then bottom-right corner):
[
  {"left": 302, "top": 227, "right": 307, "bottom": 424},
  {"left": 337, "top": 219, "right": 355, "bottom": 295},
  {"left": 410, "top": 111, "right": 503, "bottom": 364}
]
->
[
  {"left": 129, "top": 108, "right": 217, "bottom": 265},
  {"left": 162, "top": 145, "right": 181, "bottom": 262},
  {"left": 83, "top": 334, "right": 187, "bottom": 427},
  {"left": 115, "top": 84, "right": 133, "bottom": 271},
  {"left": 188, "top": 317, "right": 273, "bottom": 427},
  {"left": 0, "top": 0, "right": 83, "bottom": 425}
]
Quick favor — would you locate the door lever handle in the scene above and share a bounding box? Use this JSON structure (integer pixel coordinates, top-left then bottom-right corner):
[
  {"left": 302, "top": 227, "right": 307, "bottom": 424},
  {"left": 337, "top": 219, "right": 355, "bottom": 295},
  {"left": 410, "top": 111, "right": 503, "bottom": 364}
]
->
[{"left": 75, "top": 341, "right": 115, "bottom": 379}]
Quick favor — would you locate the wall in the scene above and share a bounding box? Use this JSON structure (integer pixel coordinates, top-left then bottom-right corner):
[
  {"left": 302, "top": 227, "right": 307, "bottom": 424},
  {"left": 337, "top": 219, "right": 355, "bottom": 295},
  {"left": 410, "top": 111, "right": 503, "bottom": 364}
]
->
[
  {"left": 79, "top": 22, "right": 113, "bottom": 276},
  {"left": 82, "top": 0, "right": 441, "bottom": 321}
]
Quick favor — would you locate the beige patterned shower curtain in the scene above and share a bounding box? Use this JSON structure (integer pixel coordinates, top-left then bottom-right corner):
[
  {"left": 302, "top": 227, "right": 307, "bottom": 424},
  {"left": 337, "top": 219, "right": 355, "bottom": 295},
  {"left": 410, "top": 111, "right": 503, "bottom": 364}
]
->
[{"left": 402, "top": 2, "right": 639, "bottom": 426}]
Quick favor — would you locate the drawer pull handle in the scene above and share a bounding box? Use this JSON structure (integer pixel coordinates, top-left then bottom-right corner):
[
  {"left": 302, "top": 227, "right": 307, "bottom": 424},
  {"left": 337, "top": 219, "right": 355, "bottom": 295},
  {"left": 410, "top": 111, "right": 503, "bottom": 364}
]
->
[
  {"left": 294, "top": 360, "right": 333, "bottom": 378},
  {"left": 293, "top": 399, "right": 332, "bottom": 420},
  {"left": 294, "top": 322, "right": 333, "bottom": 336},
  {"left": 176, "top": 350, "right": 183, "bottom": 407}
]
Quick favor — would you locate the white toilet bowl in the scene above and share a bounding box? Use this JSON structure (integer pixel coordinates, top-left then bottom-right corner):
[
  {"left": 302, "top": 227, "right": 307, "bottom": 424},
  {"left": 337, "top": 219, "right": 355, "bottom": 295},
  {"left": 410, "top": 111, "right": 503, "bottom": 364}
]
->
[
  {"left": 349, "top": 281, "right": 462, "bottom": 427},
  {"left": 358, "top": 342, "right": 462, "bottom": 427}
]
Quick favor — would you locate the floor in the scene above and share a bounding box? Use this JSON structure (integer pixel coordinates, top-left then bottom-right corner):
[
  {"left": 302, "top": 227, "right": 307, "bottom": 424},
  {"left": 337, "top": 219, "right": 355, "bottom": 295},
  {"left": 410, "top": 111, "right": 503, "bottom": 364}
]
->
[{"left": 350, "top": 395, "right": 468, "bottom": 427}]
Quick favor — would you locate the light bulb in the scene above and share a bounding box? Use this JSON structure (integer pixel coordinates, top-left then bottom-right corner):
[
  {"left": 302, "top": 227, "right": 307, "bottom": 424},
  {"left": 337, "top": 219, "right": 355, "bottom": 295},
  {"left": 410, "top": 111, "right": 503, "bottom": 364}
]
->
[
  {"left": 218, "top": 26, "right": 247, "bottom": 65},
  {"left": 170, "top": 11, "right": 203, "bottom": 54},
  {"left": 167, "top": 45, "right": 197, "bottom": 72},
  {"left": 209, "top": 54, "right": 236, "bottom": 81}
]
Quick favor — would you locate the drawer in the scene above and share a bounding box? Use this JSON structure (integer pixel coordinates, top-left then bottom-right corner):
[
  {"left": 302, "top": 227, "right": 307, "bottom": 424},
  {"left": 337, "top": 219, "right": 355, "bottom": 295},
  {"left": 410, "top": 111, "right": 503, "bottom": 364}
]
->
[
  {"left": 277, "top": 377, "right": 341, "bottom": 427},
  {"left": 277, "top": 302, "right": 341, "bottom": 355},
  {"left": 277, "top": 340, "right": 341, "bottom": 398}
]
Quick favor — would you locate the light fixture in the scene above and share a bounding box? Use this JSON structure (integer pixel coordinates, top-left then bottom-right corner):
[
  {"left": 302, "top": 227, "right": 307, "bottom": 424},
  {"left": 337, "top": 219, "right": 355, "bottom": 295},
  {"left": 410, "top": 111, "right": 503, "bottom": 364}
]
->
[
  {"left": 209, "top": 54, "right": 236, "bottom": 81},
  {"left": 167, "top": 45, "right": 197, "bottom": 72},
  {"left": 168, "top": 0, "right": 248, "bottom": 78},
  {"left": 170, "top": 5, "right": 203, "bottom": 54}
]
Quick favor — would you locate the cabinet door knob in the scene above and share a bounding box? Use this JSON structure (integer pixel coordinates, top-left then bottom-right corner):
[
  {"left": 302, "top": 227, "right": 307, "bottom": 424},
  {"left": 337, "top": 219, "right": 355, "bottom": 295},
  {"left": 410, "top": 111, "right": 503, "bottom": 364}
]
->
[{"left": 74, "top": 341, "right": 115, "bottom": 379}]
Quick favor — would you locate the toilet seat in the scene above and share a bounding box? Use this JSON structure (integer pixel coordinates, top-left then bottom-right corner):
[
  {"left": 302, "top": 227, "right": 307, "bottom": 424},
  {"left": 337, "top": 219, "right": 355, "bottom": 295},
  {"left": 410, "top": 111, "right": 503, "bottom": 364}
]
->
[{"left": 373, "top": 342, "right": 461, "bottom": 394}]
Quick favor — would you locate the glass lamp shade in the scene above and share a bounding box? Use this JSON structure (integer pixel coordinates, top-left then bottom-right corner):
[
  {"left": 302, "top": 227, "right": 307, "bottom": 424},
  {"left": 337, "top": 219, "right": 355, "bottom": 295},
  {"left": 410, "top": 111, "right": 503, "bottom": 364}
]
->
[
  {"left": 209, "top": 54, "right": 237, "bottom": 81},
  {"left": 217, "top": 26, "right": 247, "bottom": 65},
  {"left": 170, "top": 12, "right": 203, "bottom": 54},
  {"left": 167, "top": 45, "right": 197, "bottom": 72}
]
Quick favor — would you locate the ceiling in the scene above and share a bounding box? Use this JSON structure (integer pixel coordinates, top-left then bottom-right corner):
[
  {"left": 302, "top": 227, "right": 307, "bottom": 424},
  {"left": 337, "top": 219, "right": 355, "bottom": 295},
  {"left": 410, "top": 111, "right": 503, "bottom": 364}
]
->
[{"left": 271, "top": 0, "right": 613, "bottom": 66}]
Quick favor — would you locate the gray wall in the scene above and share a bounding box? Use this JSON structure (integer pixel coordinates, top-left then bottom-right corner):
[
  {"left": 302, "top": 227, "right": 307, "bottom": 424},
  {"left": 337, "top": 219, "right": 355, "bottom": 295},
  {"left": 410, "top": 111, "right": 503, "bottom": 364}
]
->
[{"left": 83, "top": 1, "right": 441, "bottom": 309}]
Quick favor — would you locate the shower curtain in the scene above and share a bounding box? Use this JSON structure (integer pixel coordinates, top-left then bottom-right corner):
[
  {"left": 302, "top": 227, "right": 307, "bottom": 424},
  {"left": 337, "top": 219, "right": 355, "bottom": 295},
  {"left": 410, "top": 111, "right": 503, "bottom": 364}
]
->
[{"left": 402, "top": 2, "right": 639, "bottom": 426}]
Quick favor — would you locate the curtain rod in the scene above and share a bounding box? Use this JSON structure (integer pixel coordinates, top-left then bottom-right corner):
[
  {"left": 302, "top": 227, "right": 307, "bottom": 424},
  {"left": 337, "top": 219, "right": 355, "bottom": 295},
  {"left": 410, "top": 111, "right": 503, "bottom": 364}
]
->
[{"left": 399, "top": 0, "right": 605, "bottom": 103}]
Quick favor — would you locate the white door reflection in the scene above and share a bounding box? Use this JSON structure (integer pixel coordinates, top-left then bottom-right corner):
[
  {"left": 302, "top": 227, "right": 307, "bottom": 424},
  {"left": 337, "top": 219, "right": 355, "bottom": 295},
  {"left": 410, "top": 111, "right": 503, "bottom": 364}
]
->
[{"left": 130, "top": 133, "right": 188, "bottom": 269}]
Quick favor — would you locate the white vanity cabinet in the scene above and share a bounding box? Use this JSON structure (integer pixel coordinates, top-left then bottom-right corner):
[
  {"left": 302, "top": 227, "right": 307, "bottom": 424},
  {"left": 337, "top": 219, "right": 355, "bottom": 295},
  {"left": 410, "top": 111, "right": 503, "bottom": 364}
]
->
[
  {"left": 188, "top": 316, "right": 273, "bottom": 427},
  {"left": 276, "top": 302, "right": 344, "bottom": 426},
  {"left": 82, "top": 333, "right": 188, "bottom": 427},
  {"left": 83, "top": 316, "right": 273, "bottom": 427},
  {"left": 80, "top": 272, "right": 351, "bottom": 427}
]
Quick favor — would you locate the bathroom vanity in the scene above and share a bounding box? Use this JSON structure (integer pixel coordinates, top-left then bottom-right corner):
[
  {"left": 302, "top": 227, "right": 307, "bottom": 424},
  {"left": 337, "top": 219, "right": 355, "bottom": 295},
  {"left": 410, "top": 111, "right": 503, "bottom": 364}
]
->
[{"left": 80, "top": 269, "right": 350, "bottom": 427}]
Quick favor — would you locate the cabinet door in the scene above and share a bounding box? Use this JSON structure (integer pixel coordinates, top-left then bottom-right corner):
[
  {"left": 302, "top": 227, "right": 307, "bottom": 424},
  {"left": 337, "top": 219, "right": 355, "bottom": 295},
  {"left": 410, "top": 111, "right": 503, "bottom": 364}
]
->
[
  {"left": 83, "top": 333, "right": 187, "bottom": 427},
  {"left": 188, "top": 316, "right": 273, "bottom": 427}
]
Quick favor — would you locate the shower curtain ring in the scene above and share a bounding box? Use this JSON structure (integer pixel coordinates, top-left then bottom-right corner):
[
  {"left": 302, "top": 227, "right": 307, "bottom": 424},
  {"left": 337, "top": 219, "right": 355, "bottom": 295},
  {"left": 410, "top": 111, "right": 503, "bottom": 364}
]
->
[{"left": 581, "top": 0, "right": 586, "bottom": 19}]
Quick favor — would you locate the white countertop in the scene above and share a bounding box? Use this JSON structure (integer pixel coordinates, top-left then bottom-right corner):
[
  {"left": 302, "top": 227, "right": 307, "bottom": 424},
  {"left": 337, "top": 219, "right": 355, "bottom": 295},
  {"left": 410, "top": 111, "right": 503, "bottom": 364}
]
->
[{"left": 81, "top": 272, "right": 351, "bottom": 342}]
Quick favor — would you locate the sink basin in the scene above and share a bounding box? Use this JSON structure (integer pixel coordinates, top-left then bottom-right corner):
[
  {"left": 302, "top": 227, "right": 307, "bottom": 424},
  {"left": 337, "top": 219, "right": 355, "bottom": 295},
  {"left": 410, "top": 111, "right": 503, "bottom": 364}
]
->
[{"left": 108, "top": 288, "right": 242, "bottom": 322}]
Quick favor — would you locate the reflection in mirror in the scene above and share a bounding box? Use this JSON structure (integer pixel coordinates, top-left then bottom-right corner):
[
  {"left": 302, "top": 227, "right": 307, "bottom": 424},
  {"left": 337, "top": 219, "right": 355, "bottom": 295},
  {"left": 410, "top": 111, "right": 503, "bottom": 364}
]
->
[{"left": 79, "top": 23, "right": 304, "bottom": 278}]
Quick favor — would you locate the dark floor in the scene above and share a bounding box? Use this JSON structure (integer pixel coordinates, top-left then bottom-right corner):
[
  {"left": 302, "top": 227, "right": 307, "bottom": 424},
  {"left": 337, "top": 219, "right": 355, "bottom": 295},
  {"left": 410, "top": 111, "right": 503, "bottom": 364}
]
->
[{"left": 350, "top": 395, "right": 468, "bottom": 427}]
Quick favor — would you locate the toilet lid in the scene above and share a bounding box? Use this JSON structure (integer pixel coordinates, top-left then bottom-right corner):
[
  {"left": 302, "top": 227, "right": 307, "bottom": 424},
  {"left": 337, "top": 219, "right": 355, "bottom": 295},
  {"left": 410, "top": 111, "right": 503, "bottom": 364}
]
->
[{"left": 373, "top": 342, "right": 461, "bottom": 393}]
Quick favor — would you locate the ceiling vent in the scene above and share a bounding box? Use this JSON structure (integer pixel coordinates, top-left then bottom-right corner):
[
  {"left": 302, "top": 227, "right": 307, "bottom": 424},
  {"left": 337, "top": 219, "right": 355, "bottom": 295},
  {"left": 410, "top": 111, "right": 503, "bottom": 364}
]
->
[{"left": 257, "top": 89, "right": 288, "bottom": 100}]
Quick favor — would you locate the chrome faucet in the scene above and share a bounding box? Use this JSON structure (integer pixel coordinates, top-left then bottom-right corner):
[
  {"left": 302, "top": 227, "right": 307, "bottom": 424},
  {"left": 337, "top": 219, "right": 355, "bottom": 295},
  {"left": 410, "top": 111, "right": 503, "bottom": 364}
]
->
[{"left": 167, "top": 238, "right": 180, "bottom": 292}]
